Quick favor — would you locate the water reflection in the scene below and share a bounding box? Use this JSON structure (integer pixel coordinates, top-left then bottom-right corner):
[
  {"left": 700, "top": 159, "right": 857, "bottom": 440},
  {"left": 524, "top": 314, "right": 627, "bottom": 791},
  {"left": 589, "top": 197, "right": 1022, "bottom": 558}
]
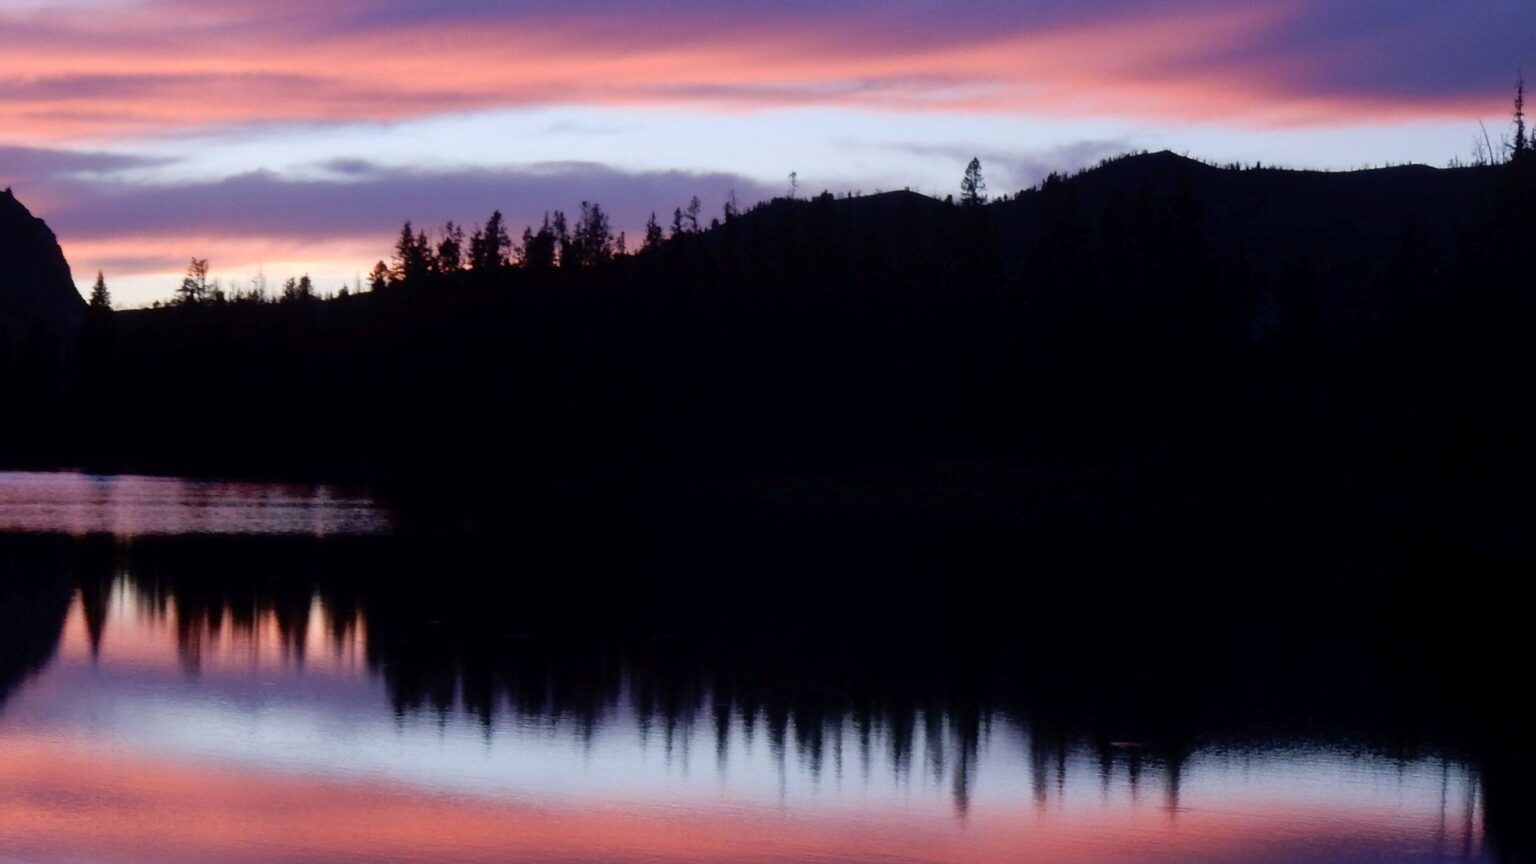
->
[
  {"left": 0, "top": 470, "right": 390, "bottom": 536},
  {"left": 0, "top": 539, "right": 1521, "bottom": 864}
]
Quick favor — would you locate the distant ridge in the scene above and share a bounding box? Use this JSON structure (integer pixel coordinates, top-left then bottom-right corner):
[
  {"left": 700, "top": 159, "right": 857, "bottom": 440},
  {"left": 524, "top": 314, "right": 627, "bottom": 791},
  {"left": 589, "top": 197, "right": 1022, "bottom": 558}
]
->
[
  {"left": 726, "top": 150, "right": 1501, "bottom": 326},
  {"left": 988, "top": 150, "right": 1501, "bottom": 324}
]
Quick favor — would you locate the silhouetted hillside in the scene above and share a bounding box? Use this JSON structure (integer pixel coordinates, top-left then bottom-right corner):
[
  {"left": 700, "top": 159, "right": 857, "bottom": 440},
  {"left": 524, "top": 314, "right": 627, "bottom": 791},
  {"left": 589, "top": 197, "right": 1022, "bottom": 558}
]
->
[
  {"left": 662, "top": 151, "right": 1505, "bottom": 330},
  {"left": 0, "top": 189, "right": 82, "bottom": 465},
  {"left": 991, "top": 151, "right": 1503, "bottom": 326}
]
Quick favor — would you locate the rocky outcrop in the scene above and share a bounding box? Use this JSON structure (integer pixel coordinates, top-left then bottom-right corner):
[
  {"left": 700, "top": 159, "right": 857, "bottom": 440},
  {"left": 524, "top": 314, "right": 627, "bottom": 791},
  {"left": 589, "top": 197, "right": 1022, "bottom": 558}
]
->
[{"left": 0, "top": 188, "right": 83, "bottom": 348}]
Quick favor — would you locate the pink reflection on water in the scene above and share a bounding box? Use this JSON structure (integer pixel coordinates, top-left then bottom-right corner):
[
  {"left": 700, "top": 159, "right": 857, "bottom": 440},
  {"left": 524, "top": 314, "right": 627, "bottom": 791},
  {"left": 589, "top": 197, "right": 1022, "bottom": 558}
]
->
[
  {"left": 59, "top": 582, "right": 368, "bottom": 677},
  {"left": 0, "top": 732, "right": 1491, "bottom": 864}
]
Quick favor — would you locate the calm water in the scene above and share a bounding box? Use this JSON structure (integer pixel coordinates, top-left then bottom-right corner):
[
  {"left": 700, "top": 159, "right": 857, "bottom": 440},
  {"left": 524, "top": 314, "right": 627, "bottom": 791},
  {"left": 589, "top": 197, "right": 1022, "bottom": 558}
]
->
[
  {"left": 0, "top": 472, "right": 1517, "bottom": 863},
  {"left": 0, "top": 471, "right": 391, "bottom": 537}
]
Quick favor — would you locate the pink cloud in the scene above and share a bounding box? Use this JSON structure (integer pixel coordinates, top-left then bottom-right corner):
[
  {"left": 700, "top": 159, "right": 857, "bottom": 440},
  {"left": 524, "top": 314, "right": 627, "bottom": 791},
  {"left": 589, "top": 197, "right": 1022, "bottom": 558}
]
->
[{"left": 0, "top": 1, "right": 1527, "bottom": 141}]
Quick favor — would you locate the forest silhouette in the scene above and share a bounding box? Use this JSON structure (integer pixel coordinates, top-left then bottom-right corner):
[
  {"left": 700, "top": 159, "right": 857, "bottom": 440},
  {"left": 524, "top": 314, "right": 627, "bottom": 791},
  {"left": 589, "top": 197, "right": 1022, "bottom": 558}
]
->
[{"left": 0, "top": 90, "right": 1534, "bottom": 528}]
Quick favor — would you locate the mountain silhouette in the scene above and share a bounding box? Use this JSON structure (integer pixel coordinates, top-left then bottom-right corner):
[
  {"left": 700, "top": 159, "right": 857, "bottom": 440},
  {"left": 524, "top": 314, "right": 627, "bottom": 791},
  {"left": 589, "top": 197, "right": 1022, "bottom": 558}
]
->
[{"left": 0, "top": 188, "right": 82, "bottom": 346}]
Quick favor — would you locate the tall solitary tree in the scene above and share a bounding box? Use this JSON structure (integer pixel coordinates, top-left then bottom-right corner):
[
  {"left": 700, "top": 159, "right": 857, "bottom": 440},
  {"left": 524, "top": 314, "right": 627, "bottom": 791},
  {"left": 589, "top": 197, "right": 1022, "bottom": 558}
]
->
[
  {"left": 961, "top": 158, "right": 987, "bottom": 207},
  {"left": 177, "top": 258, "right": 211, "bottom": 305},
  {"left": 368, "top": 260, "right": 391, "bottom": 292},
  {"left": 88, "top": 272, "right": 111, "bottom": 310},
  {"left": 1513, "top": 75, "right": 1529, "bottom": 160}
]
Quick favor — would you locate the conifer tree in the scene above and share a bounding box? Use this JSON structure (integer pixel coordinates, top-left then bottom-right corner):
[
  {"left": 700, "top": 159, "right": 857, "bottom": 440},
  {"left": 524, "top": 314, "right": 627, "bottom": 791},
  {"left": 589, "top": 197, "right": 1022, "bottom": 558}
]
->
[
  {"left": 437, "top": 222, "right": 465, "bottom": 272},
  {"left": 644, "top": 212, "right": 665, "bottom": 250},
  {"left": 1513, "top": 75, "right": 1529, "bottom": 160},
  {"left": 88, "top": 272, "right": 111, "bottom": 310},
  {"left": 961, "top": 158, "right": 987, "bottom": 206},
  {"left": 392, "top": 222, "right": 432, "bottom": 283},
  {"left": 469, "top": 211, "right": 511, "bottom": 271},
  {"left": 177, "top": 258, "right": 211, "bottom": 305},
  {"left": 521, "top": 216, "right": 558, "bottom": 272},
  {"left": 569, "top": 201, "right": 613, "bottom": 268},
  {"left": 369, "top": 261, "right": 391, "bottom": 292},
  {"left": 551, "top": 211, "right": 571, "bottom": 267}
]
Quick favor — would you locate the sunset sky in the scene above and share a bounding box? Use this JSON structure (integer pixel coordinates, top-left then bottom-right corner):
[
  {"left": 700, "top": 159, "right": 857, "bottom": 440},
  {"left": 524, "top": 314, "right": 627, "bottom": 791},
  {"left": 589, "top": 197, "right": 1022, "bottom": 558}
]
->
[{"left": 1, "top": 0, "right": 1532, "bottom": 306}]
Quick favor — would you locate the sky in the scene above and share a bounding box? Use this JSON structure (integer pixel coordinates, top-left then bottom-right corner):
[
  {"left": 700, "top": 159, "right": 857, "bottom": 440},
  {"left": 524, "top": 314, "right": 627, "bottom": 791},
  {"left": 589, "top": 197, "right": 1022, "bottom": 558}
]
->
[{"left": 0, "top": 1, "right": 1532, "bottom": 307}]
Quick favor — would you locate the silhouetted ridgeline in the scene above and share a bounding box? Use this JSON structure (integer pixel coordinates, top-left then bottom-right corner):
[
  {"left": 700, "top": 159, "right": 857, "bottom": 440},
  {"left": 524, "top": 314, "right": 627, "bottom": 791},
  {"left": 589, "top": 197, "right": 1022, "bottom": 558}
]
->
[
  {"left": 0, "top": 188, "right": 81, "bottom": 345},
  {"left": 0, "top": 188, "right": 83, "bottom": 462},
  {"left": 4, "top": 151, "right": 1536, "bottom": 518}
]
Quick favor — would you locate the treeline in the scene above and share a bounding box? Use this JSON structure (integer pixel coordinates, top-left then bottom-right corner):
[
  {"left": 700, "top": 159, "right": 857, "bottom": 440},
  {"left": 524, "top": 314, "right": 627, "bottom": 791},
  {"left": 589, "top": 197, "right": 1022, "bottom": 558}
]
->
[{"left": 138, "top": 196, "right": 721, "bottom": 309}]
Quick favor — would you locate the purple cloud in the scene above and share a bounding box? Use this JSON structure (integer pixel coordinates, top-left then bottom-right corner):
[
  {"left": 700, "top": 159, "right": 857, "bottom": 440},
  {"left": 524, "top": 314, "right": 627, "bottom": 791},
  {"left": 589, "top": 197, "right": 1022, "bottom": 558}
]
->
[
  {"left": 45, "top": 162, "right": 777, "bottom": 243},
  {"left": 0, "top": 146, "right": 167, "bottom": 184}
]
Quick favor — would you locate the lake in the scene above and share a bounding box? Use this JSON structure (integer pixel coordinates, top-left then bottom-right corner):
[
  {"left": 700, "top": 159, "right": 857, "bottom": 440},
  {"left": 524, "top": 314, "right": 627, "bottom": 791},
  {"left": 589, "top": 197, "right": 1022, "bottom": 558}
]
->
[
  {"left": 0, "top": 471, "right": 392, "bottom": 537},
  {"left": 0, "top": 471, "right": 1526, "bottom": 863}
]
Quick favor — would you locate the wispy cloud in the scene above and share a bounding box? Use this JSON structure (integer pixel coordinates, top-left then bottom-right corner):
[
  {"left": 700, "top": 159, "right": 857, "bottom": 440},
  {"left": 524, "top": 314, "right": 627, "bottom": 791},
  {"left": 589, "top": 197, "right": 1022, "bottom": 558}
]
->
[
  {"left": 0, "top": 145, "right": 169, "bottom": 183},
  {"left": 49, "top": 161, "right": 776, "bottom": 241}
]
